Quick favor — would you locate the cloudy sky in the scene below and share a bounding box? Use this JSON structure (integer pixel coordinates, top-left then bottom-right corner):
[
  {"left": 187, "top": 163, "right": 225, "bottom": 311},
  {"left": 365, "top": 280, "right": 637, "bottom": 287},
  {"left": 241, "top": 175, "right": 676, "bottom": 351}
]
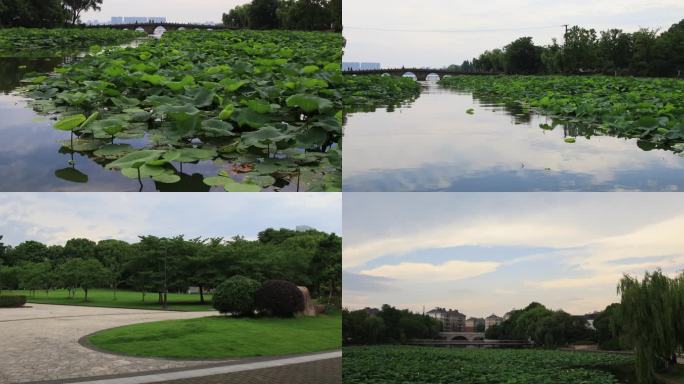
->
[
  {"left": 343, "top": 193, "right": 684, "bottom": 317},
  {"left": 343, "top": 0, "right": 684, "bottom": 68},
  {"left": 82, "top": 0, "right": 250, "bottom": 23},
  {"left": 0, "top": 193, "right": 341, "bottom": 246}
]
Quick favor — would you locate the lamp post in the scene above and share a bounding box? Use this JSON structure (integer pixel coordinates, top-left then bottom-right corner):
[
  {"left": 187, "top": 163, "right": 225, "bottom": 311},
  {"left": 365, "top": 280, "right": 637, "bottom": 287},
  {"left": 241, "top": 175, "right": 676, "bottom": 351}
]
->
[{"left": 163, "top": 242, "right": 168, "bottom": 310}]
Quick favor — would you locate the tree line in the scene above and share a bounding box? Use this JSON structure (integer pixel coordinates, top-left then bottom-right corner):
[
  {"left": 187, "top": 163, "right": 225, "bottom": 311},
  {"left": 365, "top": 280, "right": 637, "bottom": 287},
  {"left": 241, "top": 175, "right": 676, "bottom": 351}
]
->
[
  {"left": 343, "top": 305, "right": 442, "bottom": 345},
  {"left": 0, "top": 229, "right": 341, "bottom": 308},
  {"left": 0, "top": 0, "right": 103, "bottom": 28},
  {"left": 223, "top": 0, "right": 342, "bottom": 32},
  {"left": 448, "top": 19, "right": 684, "bottom": 77}
]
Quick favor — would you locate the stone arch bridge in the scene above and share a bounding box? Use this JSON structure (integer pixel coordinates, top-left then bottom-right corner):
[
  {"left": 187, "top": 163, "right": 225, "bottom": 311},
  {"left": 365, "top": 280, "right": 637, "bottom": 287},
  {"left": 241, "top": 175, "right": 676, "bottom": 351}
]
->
[
  {"left": 439, "top": 332, "right": 485, "bottom": 341},
  {"left": 343, "top": 68, "right": 497, "bottom": 81},
  {"left": 90, "top": 23, "right": 225, "bottom": 34}
]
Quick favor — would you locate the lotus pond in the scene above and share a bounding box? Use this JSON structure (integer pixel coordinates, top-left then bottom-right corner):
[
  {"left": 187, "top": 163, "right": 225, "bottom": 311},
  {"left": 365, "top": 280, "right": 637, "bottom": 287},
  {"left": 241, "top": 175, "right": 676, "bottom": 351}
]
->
[
  {"left": 1, "top": 29, "right": 342, "bottom": 192},
  {"left": 343, "top": 76, "right": 684, "bottom": 192},
  {"left": 343, "top": 346, "right": 635, "bottom": 384}
]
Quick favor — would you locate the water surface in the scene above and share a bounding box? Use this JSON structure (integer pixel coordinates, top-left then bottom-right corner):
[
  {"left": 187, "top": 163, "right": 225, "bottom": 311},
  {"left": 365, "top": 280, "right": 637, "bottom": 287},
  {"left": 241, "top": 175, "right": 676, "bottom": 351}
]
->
[{"left": 343, "top": 82, "right": 684, "bottom": 191}]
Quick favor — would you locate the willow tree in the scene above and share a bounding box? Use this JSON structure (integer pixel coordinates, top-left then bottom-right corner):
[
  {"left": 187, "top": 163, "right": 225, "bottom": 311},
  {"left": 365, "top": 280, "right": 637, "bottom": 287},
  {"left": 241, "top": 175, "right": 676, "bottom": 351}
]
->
[{"left": 618, "top": 270, "right": 683, "bottom": 383}]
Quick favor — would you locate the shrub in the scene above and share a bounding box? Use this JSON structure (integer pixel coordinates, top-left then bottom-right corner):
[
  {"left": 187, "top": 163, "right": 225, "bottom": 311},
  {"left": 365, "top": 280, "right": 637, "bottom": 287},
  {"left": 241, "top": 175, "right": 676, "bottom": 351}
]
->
[
  {"left": 0, "top": 295, "right": 27, "bottom": 308},
  {"left": 212, "top": 276, "right": 261, "bottom": 316},
  {"left": 255, "top": 280, "right": 305, "bottom": 317}
]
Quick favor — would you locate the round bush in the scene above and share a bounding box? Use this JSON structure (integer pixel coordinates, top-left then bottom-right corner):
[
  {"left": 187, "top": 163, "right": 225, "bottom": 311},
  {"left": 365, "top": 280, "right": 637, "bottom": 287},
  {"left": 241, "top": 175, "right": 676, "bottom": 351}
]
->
[
  {"left": 0, "top": 295, "right": 27, "bottom": 308},
  {"left": 255, "top": 280, "right": 305, "bottom": 317},
  {"left": 212, "top": 276, "right": 261, "bottom": 316}
]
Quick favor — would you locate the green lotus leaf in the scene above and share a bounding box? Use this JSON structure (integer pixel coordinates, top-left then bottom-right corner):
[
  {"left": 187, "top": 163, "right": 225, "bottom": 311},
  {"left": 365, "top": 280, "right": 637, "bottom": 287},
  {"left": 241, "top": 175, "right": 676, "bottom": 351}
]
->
[
  {"left": 220, "top": 78, "right": 248, "bottom": 92},
  {"left": 93, "top": 144, "right": 135, "bottom": 159},
  {"left": 286, "top": 94, "right": 333, "bottom": 114},
  {"left": 218, "top": 104, "right": 236, "bottom": 120},
  {"left": 54, "top": 114, "right": 86, "bottom": 131},
  {"left": 201, "top": 119, "right": 234, "bottom": 137},
  {"left": 203, "top": 175, "right": 232, "bottom": 186},
  {"left": 246, "top": 99, "right": 272, "bottom": 114},
  {"left": 163, "top": 104, "right": 200, "bottom": 121},
  {"left": 235, "top": 109, "right": 271, "bottom": 129},
  {"left": 301, "top": 65, "right": 319, "bottom": 74},
  {"left": 105, "top": 150, "right": 164, "bottom": 170},
  {"left": 565, "top": 137, "right": 576, "bottom": 143},
  {"left": 188, "top": 87, "right": 216, "bottom": 108},
  {"left": 163, "top": 148, "right": 217, "bottom": 163},
  {"left": 58, "top": 138, "right": 101, "bottom": 152},
  {"left": 152, "top": 173, "right": 181, "bottom": 184},
  {"left": 224, "top": 179, "right": 262, "bottom": 192},
  {"left": 244, "top": 175, "right": 276, "bottom": 188},
  {"left": 141, "top": 74, "right": 168, "bottom": 85},
  {"left": 121, "top": 164, "right": 168, "bottom": 178}
]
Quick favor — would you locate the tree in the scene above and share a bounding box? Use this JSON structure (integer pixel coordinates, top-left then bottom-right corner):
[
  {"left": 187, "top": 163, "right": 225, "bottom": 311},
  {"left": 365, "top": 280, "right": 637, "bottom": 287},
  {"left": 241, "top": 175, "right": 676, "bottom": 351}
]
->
[
  {"left": 503, "top": 37, "right": 542, "bottom": 74},
  {"left": 96, "top": 240, "right": 130, "bottom": 300},
  {"left": 223, "top": 4, "right": 251, "bottom": 28},
  {"left": 0, "top": 265, "right": 19, "bottom": 294},
  {"left": 328, "top": 0, "right": 341, "bottom": 32},
  {"left": 562, "top": 26, "right": 600, "bottom": 73},
  {"left": 594, "top": 303, "right": 628, "bottom": 350},
  {"left": 60, "top": 258, "right": 107, "bottom": 302},
  {"left": 598, "top": 29, "right": 633, "bottom": 73},
  {"left": 249, "top": 0, "right": 279, "bottom": 29},
  {"left": 286, "top": 0, "right": 330, "bottom": 31},
  {"left": 212, "top": 276, "right": 260, "bottom": 316},
  {"left": 62, "top": 0, "right": 103, "bottom": 25},
  {"left": 0, "top": 0, "right": 64, "bottom": 28},
  {"left": 10, "top": 241, "right": 50, "bottom": 264},
  {"left": 64, "top": 238, "right": 97, "bottom": 260},
  {"left": 630, "top": 28, "right": 658, "bottom": 76},
  {"left": 18, "top": 262, "right": 53, "bottom": 296},
  {"left": 653, "top": 20, "right": 684, "bottom": 76},
  {"left": 618, "top": 270, "right": 683, "bottom": 383},
  {"left": 309, "top": 233, "right": 342, "bottom": 306}
]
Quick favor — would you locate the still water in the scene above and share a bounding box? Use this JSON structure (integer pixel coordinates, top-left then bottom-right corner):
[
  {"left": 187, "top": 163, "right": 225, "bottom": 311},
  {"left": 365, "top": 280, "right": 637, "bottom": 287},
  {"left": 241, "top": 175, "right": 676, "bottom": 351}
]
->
[
  {"left": 0, "top": 34, "right": 294, "bottom": 192},
  {"left": 343, "top": 81, "right": 684, "bottom": 192}
]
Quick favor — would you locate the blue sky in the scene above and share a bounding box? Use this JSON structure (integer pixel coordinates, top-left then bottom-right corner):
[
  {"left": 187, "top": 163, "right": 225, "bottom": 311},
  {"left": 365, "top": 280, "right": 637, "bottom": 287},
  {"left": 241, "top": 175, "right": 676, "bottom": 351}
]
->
[
  {"left": 0, "top": 193, "right": 341, "bottom": 246},
  {"left": 343, "top": 193, "right": 684, "bottom": 317},
  {"left": 343, "top": 0, "right": 684, "bottom": 67},
  {"left": 82, "top": 0, "right": 250, "bottom": 23}
]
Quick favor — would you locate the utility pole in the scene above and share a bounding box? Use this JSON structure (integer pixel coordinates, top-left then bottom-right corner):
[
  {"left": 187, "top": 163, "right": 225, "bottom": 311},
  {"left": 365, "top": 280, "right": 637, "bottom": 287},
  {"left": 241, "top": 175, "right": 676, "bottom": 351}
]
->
[
  {"left": 163, "top": 243, "right": 168, "bottom": 310},
  {"left": 562, "top": 24, "right": 569, "bottom": 38}
]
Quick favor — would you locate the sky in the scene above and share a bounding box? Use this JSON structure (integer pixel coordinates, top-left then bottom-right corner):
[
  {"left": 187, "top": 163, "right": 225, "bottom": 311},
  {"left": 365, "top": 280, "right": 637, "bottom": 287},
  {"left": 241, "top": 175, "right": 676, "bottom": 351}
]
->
[
  {"left": 0, "top": 193, "right": 341, "bottom": 246},
  {"left": 82, "top": 0, "right": 250, "bottom": 24},
  {"left": 343, "top": 193, "right": 684, "bottom": 317},
  {"left": 343, "top": 0, "right": 684, "bottom": 68}
]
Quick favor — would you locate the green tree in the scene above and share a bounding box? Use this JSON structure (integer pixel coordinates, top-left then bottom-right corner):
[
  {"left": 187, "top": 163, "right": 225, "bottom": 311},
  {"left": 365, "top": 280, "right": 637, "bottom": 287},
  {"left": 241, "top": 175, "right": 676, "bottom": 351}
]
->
[
  {"left": 504, "top": 37, "right": 542, "bottom": 74},
  {"left": 328, "top": 0, "right": 341, "bottom": 32},
  {"left": 96, "top": 239, "right": 130, "bottom": 300},
  {"left": 59, "top": 258, "right": 108, "bottom": 302},
  {"left": 11, "top": 241, "right": 50, "bottom": 264},
  {"left": 62, "top": 0, "right": 103, "bottom": 25},
  {"left": 249, "top": 0, "right": 279, "bottom": 29},
  {"left": 18, "top": 262, "right": 53, "bottom": 296},
  {"left": 594, "top": 303, "right": 628, "bottom": 350},
  {"left": 629, "top": 28, "right": 658, "bottom": 76},
  {"left": 309, "top": 233, "right": 342, "bottom": 306},
  {"left": 64, "top": 238, "right": 97, "bottom": 260},
  {"left": 653, "top": 20, "right": 684, "bottom": 76},
  {"left": 618, "top": 270, "right": 682, "bottom": 383},
  {"left": 562, "top": 26, "right": 600, "bottom": 72},
  {"left": 0, "top": 265, "right": 19, "bottom": 294},
  {"left": 598, "top": 29, "right": 633, "bottom": 73},
  {"left": 223, "top": 4, "right": 251, "bottom": 28}
]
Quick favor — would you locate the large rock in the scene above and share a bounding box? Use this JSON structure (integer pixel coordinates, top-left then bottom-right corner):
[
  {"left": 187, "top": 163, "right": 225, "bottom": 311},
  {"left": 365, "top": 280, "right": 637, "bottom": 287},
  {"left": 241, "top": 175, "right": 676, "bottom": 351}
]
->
[{"left": 297, "top": 286, "right": 316, "bottom": 316}]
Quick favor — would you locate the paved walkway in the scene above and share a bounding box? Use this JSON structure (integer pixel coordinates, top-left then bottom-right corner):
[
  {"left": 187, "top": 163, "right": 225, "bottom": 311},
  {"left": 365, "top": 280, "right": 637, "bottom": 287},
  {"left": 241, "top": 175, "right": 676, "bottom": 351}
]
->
[
  {"left": 155, "top": 357, "right": 341, "bottom": 384},
  {"left": 0, "top": 304, "right": 218, "bottom": 384}
]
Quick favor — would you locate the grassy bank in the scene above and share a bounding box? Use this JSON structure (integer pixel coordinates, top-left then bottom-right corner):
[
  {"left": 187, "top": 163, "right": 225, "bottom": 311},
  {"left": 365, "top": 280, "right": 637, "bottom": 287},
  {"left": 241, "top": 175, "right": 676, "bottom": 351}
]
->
[
  {"left": 88, "top": 314, "right": 341, "bottom": 359},
  {"left": 4, "top": 289, "right": 213, "bottom": 311}
]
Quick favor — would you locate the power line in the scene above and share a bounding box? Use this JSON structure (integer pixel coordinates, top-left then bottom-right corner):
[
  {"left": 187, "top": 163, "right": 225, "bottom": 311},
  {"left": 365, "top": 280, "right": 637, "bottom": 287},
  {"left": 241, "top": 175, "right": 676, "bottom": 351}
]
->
[{"left": 345, "top": 25, "right": 565, "bottom": 34}]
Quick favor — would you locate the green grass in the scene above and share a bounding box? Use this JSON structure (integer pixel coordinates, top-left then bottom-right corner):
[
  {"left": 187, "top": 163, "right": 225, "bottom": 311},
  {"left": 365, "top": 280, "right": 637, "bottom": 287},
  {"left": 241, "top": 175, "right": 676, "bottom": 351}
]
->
[
  {"left": 5, "top": 289, "right": 213, "bottom": 311},
  {"left": 88, "top": 315, "right": 341, "bottom": 359}
]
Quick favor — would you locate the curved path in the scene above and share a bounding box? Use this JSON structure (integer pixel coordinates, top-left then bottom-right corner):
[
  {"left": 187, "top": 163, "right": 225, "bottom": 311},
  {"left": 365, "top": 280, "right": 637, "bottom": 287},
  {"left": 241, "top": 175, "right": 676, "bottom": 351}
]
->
[{"left": 0, "top": 304, "right": 219, "bottom": 383}]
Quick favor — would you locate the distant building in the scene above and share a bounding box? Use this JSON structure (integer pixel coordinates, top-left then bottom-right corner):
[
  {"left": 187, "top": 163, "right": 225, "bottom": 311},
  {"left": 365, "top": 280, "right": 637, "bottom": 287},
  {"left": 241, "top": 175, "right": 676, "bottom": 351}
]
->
[
  {"left": 427, "top": 307, "right": 466, "bottom": 332},
  {"left": 465, "top": 317, "right": 484, "bottom": 332},
  {"left": 485, "top": 314, "right": 503, "bottom": 330},
  {"left": 296, "top": 225, "right": 315, "bottom": 232},
  {"left": 342, "top": 62, "right": 381, "bottom": 71},
  {"left": 111, "top": 16, "right": 167, "bottom": 25},
  {"left": 503, "top": 310, "right": 515, "bottom": 321},
  {"left": 363, "top": 307, "right": 380, "bottom": 317},
  {"left": 584, "top": 312, "right": 600, "bottom": 330}
]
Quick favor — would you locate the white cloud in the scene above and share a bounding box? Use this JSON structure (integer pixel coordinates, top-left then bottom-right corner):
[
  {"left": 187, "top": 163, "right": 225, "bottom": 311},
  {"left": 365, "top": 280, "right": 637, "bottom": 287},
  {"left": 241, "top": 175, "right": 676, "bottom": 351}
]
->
[{"left": 360, "top": 260, "right": 500, "bottom": 281}]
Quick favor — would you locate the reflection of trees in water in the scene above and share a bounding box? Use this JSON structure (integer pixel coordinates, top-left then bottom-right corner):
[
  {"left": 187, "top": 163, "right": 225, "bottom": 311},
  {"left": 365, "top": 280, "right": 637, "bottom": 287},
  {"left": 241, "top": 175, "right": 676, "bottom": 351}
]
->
[{"left": 0, "top": 56, "right": 64, "bottom": 93}]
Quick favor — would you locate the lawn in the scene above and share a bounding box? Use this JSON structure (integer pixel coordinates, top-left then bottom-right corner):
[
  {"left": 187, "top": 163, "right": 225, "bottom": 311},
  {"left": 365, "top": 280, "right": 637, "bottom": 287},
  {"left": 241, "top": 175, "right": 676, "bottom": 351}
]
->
[
  {"left": 5, "top": 289, "right": 213, "bottom": 311},
  {"left": 87, "top": 314, "right": 341, "bottom": 359}
]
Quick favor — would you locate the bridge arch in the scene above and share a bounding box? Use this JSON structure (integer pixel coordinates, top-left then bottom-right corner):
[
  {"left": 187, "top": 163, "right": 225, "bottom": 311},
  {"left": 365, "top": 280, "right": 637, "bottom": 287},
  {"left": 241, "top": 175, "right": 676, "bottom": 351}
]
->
[
  {"left": 381, "top": 73, "right": 391, "bottom": 77},
  {"left": 425, "top": 73, "right": 441, "bottom": 81},
  {"left": 450, "top": 336, "right": 468, "bottom": 341},
  {"left": 153, "top": 26, "right": 167, "bottom": 35},
  {"left": 135, "top": 27, "right": 145, "bottom": 33},
  {"left": 402, "top": 72, "right": 418, "bottom": 80}
]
